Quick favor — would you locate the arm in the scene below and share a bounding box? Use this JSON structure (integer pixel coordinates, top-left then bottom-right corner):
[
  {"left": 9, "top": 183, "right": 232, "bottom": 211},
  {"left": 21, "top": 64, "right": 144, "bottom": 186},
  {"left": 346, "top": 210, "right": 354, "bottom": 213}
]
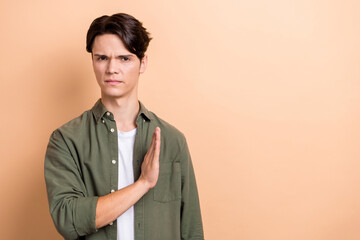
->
[
  {"left": 45, "top": 129, "right": 98, "bottom": 239},
  {"left": 180, "top": 139, "right": 204, "bottom": 240},
  {"left": 45, "top": 127, "right": 161, "bottom": 239},
  {"left": 95, "top": 127, "right": 161, "bottom": 228}
]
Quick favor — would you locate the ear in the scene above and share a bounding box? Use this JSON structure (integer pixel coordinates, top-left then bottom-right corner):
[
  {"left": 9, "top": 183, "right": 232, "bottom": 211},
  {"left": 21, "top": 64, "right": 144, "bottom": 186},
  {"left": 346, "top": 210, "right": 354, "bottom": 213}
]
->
[{"left": 139, "top": 55, "right": 148, "bottom": 74}]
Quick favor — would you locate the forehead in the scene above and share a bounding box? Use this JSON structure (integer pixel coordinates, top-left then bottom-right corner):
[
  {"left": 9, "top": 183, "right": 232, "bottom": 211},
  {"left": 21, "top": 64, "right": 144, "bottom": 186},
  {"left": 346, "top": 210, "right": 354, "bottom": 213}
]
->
[{"left": 92, "top": 34, "right": 132, "bottom": 55}]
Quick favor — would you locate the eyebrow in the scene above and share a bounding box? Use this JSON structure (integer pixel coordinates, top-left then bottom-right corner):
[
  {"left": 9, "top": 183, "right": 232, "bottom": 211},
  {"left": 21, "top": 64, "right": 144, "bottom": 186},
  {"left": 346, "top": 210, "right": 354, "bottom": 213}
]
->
[{"left": 93, "top": 54, "right": 134, "bottom": 58}]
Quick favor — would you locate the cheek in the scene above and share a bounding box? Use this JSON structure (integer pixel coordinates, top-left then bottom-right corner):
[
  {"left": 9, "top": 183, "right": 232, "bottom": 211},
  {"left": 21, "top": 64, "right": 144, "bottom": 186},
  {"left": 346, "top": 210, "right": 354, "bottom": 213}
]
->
[
  {"left": 93, "top": 65, "right": 104, "bottom": 79},
  {"left": 126, "top": 64, "right": 141, "bottom": 76}
]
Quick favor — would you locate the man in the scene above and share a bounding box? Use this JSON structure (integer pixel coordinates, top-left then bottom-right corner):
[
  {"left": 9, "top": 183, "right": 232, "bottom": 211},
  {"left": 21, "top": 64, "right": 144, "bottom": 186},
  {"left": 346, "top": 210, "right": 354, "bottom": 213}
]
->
[{"left": 44, "top": 13, "right": 204, "bottom": 240}]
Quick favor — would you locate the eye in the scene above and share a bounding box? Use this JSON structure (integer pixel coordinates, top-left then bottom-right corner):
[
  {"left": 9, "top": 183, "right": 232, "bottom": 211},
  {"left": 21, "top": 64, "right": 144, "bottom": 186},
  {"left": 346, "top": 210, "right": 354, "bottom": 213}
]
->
[
  {"left": 97, "top": 56, "right": 107, "bottom": 61},
  {"left": 121, "top": 56, "right": 130, "bottom": 61}
]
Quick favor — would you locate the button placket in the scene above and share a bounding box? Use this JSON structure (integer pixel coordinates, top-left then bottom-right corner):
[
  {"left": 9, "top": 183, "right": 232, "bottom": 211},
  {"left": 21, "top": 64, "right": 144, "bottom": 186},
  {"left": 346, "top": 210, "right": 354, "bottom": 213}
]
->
[{"left": 107, "top": 116, "right": 118, "bottom": 206}]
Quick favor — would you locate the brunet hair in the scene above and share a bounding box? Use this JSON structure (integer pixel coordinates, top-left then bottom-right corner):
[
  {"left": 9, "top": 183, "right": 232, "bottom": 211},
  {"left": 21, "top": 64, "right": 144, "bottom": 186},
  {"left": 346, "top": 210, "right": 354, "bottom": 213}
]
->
[{"left": 86, "top": 13, "right": 152, "bottom": 60}]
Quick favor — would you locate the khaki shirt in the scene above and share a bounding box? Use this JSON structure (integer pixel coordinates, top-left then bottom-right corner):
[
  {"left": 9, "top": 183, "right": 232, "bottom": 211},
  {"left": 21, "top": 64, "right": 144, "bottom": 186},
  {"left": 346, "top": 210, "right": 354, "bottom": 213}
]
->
[{"left": 44, "top": 100, "right": 204, "bottom": 240}]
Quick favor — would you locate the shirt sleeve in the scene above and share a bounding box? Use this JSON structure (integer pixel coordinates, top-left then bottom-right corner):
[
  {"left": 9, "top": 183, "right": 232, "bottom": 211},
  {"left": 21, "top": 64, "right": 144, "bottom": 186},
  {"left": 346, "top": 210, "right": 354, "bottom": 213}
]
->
[
  {"left": 44, "top": 130, "right": 98, "bottom": 240},
  {"left": 180, "top": 138, "right": 205, "bottom": 240}
]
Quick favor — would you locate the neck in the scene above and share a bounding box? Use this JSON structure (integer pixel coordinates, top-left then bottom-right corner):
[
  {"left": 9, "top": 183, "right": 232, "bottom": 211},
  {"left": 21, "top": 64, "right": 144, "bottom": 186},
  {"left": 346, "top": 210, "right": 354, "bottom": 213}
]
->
[{"left": 101, "top": 95, "right": 139, "bottom": 132}]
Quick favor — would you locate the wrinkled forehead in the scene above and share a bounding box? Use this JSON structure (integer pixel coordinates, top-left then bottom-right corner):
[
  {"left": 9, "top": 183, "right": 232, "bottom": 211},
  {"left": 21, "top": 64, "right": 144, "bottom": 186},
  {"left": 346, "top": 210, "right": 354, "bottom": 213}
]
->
[{"left": 92, "top": 34, "right": 133, "bottom": 56}]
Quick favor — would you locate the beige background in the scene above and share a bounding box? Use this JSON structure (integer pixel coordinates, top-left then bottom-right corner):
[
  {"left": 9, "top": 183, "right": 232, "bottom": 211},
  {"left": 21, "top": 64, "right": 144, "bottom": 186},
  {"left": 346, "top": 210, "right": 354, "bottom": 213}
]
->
[{"left": 1, "top": 0, "right": 360, "bottom": 239}]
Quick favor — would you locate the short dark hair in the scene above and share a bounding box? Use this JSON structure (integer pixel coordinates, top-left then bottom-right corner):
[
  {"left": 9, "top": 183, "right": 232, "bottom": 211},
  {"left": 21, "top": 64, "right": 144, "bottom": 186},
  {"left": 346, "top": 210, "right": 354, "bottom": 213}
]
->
[{"left": 86, "top": 13, "right": 152, "bottom": 60}]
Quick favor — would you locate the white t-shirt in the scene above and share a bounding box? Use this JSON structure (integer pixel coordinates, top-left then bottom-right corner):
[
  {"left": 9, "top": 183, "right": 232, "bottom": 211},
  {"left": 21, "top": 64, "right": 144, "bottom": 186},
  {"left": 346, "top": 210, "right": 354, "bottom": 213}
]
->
[{"left": 117, "top": 128, "right": 137, "bottom": 240}]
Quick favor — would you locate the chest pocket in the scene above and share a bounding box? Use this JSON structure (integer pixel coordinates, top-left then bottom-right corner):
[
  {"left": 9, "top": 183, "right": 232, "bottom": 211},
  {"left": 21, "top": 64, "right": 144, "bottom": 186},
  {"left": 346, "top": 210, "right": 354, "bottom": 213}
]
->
[{"left": 153, "top": 162, "right": 181, "bottom": 202}]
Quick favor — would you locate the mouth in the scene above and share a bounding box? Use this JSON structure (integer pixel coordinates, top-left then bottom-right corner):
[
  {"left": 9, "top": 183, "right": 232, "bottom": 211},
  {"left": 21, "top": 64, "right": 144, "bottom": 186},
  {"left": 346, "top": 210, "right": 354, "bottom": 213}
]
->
[{"left": 105, "top": 80, "right": 123, "bottom": 86}]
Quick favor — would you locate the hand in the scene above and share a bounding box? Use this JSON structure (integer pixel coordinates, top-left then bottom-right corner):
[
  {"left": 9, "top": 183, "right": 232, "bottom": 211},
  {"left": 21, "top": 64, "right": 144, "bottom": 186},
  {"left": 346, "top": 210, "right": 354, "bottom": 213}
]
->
[{"left": 139, "top": 127, "right": 161, "bottom": 190}]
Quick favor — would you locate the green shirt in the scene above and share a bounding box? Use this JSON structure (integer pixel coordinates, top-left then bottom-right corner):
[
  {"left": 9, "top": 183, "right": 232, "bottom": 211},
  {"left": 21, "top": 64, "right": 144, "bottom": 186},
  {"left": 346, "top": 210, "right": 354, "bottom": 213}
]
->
[{"left": 44, "top": 100, "right": 204, "bottom": 240}]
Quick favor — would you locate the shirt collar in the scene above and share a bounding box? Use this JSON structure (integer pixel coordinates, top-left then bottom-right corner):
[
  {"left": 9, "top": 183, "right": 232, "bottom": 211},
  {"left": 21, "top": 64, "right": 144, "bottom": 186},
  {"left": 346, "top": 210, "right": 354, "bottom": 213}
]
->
[
  {"left": 138, "top": 101, "right": 152, "bottom": 121},
  {"left": 91, "top": 99, "right": 152, "bottom": 123}
]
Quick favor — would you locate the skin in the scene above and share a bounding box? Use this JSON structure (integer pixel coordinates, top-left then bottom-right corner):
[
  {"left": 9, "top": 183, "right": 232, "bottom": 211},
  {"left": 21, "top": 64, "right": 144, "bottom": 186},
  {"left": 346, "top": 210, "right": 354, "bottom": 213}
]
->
[
  {"left": 92, "top": 33, "right": 148, "bottom": 131},
  {"left": 91, "top": 34, "right": 161, "bottom": 229}
]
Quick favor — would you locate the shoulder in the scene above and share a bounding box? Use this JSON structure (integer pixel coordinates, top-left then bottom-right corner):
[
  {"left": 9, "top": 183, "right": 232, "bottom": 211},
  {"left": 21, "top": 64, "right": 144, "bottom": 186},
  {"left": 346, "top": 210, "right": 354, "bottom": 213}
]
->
[
  {"left": 145, "top": 109, "right": 192, "bottom": 164},
  {"left": 50, "top": 110, "right": 93, "bottom": 142},
  {"left": 147, "top": 110, "right": 187, "bottom": 148}
]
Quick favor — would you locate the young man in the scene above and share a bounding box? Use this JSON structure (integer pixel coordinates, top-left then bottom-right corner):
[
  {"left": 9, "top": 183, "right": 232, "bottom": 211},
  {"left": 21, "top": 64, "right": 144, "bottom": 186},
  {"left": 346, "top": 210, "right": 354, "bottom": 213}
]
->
[{"left": 44, "top": 13, "right": 204, "bottom": 240}]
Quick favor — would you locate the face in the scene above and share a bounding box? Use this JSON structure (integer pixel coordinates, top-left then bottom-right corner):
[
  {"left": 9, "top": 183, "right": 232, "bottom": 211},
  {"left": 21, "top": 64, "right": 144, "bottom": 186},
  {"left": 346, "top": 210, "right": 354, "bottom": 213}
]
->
[{"left": 91, "top": 34, "right": 147, "bottom": 100}]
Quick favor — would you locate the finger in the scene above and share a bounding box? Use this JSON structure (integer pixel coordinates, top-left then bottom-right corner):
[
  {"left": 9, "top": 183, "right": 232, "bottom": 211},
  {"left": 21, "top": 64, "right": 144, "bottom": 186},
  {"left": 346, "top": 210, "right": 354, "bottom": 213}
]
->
[
  {"left": 149, "top": 127, "right": 158, "bottom": 150},
  {"left": 148, "top": 128, "right": 160, "bottom": 162},
  {"left": 156, "top": 127, "right": 161, "bottom": 147},
  {"left": 154, "top": 128, "right": 161, "bottom": 160},
  {"left": 146, "top": 128, "right": 159, "bottom": 163},
  {"left": 146, "top": 130, "right": 156, "bottom": 159},
  {"left": 152, "top": 127, "right": 161, "bottom": 149}
]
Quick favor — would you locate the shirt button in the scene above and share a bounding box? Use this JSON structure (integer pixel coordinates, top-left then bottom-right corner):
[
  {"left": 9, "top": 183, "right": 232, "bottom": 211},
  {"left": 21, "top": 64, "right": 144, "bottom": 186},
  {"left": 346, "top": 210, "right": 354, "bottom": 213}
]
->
[
  {"left": 143, "top": 119, "right": 145, "bottom": 123},
  {"left": 112, "top": 160, "right": 116, "bottom": 164},
  {"left": 106, "top": 112, "right": 111, "bottom": 116},
  {"left": 109, "top": 221, "right": 113, "bottom": 226},
  {"left": 102, "top": 120, "right": 105, "bottom": 123},
  {"left": 110, "top": 128, "right": 115, "bottom": 132},
  {"left": 111, "top": 189, "right": 115, "bottom": 193}
]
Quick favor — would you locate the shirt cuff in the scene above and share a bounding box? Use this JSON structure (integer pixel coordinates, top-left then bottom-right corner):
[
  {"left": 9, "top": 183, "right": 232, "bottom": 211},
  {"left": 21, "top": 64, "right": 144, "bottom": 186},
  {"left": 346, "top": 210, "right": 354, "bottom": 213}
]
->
[{"left": 73, "top": 196, "right": 98, "bottom": 236}]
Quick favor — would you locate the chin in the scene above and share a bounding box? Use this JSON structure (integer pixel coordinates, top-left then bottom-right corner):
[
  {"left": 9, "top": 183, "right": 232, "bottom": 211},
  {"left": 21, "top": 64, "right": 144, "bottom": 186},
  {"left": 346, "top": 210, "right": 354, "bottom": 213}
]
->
[
  {"left": 100, "top": 85, "right": 137, "bottom": 100},
  {"left": 101, "top": 89, "right": 126, "bottom": 99}
]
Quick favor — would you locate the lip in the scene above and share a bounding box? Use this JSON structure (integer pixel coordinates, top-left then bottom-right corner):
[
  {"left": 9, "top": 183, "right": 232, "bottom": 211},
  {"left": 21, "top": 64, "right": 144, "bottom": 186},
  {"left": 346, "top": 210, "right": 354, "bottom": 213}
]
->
[{"left": 105, "top": 80, "right": 123, "bottom": 86}]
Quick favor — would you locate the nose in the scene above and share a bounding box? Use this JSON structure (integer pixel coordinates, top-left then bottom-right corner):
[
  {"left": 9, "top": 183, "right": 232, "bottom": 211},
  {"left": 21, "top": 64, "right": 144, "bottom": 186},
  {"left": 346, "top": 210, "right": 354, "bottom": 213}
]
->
[{"left": 106, "top": 59, "right": 119, "bottom": 74}]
